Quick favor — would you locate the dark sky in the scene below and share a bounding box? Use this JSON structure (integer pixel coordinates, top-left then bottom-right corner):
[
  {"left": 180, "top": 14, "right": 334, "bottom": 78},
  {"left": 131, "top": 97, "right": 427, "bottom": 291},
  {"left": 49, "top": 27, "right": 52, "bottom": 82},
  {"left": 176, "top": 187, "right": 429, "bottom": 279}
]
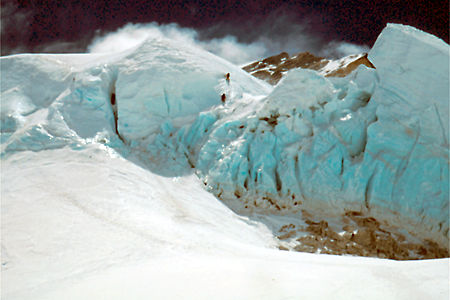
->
[{"left": 1, "top": 0, "right": 448, "bottom": 56}]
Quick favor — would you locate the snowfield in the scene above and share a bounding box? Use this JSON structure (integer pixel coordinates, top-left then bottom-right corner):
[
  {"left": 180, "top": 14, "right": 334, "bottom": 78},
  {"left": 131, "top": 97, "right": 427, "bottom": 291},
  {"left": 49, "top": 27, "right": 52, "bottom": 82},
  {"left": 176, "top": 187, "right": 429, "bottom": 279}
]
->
[
  {"left": 1, "top": 23, "right": 449, "bottom": 299},
  {"left": 2, "top": 146, "right": 448, "bottom": 300}
]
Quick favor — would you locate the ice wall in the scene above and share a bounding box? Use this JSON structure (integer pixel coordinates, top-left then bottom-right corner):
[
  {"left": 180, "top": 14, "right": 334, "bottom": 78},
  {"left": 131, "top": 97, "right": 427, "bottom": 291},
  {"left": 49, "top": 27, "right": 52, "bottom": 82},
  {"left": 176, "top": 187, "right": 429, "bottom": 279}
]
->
[
  {"left": 1, "top": 24, "right": 448, "bottom": 246},
  {"left": 194, "top": 24, "right": 449, "bottom": 244},
  {"left": 360, "top": 24, "right": 449, "bottom": 234},
  {"left": 113, "top": 38, "right": 271, "bottom": 175},
  {"left": 0, "top": 38, "right": 270, "bottom": 160}
]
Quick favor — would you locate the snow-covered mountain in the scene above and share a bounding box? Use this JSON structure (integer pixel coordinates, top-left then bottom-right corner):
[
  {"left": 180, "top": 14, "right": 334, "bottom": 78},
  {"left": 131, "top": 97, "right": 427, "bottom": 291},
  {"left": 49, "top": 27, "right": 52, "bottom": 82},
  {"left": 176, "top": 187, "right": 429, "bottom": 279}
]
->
[
  {"left": 242, "top": 51, "right": 375, "bottom": 85},
  {"left": 1, "top": 23, "right": 449, "bottom": 299}
]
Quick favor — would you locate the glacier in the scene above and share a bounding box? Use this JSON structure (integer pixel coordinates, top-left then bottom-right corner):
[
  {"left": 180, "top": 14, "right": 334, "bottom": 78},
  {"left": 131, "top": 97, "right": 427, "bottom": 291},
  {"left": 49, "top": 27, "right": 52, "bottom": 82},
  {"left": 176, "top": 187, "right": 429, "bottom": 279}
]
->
[
  {"left": 200, "top": 24, "right": 449, "bottom": 247},
  {"left": 1, "top": 24, "right": 448, "bottom": 248},
  {"left": 1, "top": 23, "right": 449, "bottom": 299},
  {"left": 198, "top": 23, "right": 450, "bottom": 243}
]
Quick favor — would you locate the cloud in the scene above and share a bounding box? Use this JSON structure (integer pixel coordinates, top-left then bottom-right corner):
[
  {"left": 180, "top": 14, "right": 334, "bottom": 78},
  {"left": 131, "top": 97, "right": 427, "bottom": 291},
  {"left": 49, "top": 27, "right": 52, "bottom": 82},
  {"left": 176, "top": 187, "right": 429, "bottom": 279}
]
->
[
  {"left": 36, "top": 41, "right": 90, "bottom": 54},
  {"left": 196, "top": 10, "right": 371, "bottom": 60},
  {"left": 88, "top": 23, "right": 194, "bottom": 53},
  {"left": 197, "top": 11, "right": 323, "bottom": 55},
  {"left": 1, "top": 1, "right": 33, "bottom": 55},
  {"left": 199, "top": 36, "right": 266, "bottom": 66},
  {"left": 88, "top": 20, "right": 370, "bottom": 66},
  {"left": 1, "top": 1, "right": 91, "bottom": 56},
  {"left": 319, "top": 41, "right": 371, "bottom": 58},
  {"left": 88, "top": 23, "right": 268, "bottom": 65},
  {"left": 3, "top": 1, "right": 368, "bottom": 61}
]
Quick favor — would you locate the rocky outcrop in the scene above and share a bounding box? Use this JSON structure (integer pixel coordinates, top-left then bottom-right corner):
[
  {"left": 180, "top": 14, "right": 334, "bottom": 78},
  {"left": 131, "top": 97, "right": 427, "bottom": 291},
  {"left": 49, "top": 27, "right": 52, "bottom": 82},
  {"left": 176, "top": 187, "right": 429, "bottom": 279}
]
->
[
  {"left": 243, "top": 52, "right": 375, "bottom": 85},
  {"left": 324, "top": 54, "right": 375, "bottom": 77}
]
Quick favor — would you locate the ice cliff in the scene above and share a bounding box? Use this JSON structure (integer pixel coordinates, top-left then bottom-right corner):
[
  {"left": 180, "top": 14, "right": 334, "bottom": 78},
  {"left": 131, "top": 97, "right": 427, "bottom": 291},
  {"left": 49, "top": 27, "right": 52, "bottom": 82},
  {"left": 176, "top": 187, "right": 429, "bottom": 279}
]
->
[
  {"left": 1, "top": 24, "right": 448, "bottom": 247},
  {"left": 199, "top": 24, "right": 449, "bottom": 246}
]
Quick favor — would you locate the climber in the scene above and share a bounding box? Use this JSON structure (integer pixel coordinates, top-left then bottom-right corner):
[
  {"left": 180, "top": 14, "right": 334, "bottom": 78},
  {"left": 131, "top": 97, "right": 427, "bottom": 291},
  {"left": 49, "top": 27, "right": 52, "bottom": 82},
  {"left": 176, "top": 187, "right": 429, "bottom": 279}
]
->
[
  {"left": 225, "top": 73, "right": 230, "bottom": 84},
  {"left": 221, "top": 93, "right": 226, "bottom": 103},
  {"left": 110, "top": 92, "right": 116, "bottom": 106}
]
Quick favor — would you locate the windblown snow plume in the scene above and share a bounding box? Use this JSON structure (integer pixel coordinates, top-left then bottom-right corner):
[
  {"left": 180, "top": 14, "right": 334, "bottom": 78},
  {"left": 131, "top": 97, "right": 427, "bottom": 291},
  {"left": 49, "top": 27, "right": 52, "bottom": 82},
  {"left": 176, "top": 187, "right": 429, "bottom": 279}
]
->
[{"left": 87, "top": 22, "right": 369, "bottom": 65}]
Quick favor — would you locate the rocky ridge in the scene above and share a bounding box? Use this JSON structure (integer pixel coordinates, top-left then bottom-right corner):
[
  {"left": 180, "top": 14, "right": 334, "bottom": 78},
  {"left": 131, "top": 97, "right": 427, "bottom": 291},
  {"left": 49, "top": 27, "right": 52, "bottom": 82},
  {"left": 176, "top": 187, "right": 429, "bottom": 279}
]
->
[{"left": 243, "top": 51, "right": 375, "bottom": 84}]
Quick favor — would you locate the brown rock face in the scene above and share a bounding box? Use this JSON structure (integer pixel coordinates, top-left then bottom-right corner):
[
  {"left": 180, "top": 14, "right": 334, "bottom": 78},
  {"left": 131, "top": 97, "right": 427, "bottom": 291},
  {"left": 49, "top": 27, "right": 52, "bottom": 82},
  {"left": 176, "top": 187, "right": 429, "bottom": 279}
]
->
[
  {"left": 284, "top": 52, "right": 327, "bottom": 71},
  {"left": 324, "top": 54, "right": 375, "bottom": 77},
  {"left": 242, "top": 52, "right": 289, "bottom": 73},
  {"left": 276, "top": 210, "right": 449, "bottom": 260},
  {"left": 242, "top": 52, "right": 375, "bottom": 85}
]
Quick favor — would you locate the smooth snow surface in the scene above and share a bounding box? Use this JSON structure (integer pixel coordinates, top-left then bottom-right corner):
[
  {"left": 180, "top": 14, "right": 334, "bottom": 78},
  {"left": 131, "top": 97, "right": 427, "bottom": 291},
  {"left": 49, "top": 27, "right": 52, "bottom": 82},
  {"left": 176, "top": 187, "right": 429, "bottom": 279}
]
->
[
  {"left": 1, "top": 146, "right": 274, "bottom": 299},
  {"left": 1, "top": 24, "right": 449, "bottom": 299},
  {"left": 17, "top": 254, "right": 450, "bottom": 300}
]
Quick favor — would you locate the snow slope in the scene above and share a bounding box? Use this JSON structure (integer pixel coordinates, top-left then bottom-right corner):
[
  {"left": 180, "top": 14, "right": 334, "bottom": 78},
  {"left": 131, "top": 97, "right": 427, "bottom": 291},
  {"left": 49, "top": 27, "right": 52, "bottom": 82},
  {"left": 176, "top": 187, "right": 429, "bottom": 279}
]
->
[
  {"left": 1, "top": 24, "right": 449, "bottom": 299},
  {"left": 1, "top": 146, "right": 275, "bottom": 299},
  {"left": 3, "top": 145, "right": 447, "bottom": 300}
]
